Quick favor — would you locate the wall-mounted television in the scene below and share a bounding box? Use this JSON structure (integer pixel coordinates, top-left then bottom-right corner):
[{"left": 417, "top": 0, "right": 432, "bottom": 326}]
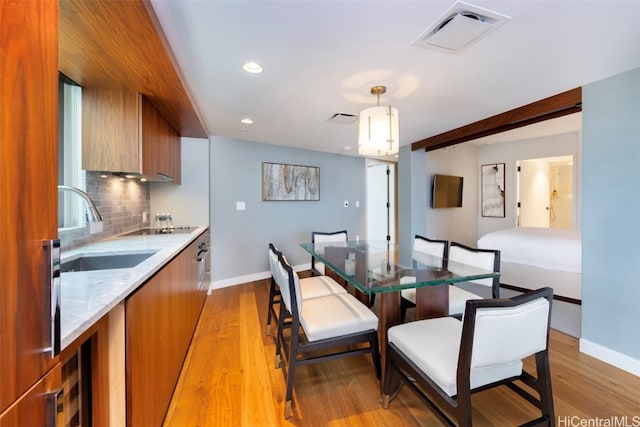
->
[{"left": 431, "top": 174, "right": 463, "bottom": 208}]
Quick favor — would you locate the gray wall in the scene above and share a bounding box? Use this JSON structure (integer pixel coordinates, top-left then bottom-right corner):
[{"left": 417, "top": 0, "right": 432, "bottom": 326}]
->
[
  {"left": 210, "top": 136, "right": 367, "bottom": 287},
  {"left": 582, "top": 67, "right": 640, "bottom": 369},
  {"left": 151, "top": 137, "right": 210, "bottom": 227},
  {"left": 423, "top": 143, "right": 480, "bottom": 246}
]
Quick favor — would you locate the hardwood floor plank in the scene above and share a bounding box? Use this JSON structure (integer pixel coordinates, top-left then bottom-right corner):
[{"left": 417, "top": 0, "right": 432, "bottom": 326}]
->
[
  {"left": 166, "top": 280, "right": 640, "bottom": 426},
  {"left": 239, "top": 288, "right": 279, "bottom": 425}
]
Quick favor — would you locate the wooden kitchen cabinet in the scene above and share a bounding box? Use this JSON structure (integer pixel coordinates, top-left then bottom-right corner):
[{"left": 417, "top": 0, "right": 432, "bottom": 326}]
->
[
  {"left": 0, "top": 365, "right": 62, "bottom": 427},
  {"left": 125, "top": 234, "right": 206, "bottom": 425},
  {"left": 82, "top": 88, "right": 181, "bottom": 183},
  {"left": 0, "top": 0, "right": 61, "bottom": 421}
]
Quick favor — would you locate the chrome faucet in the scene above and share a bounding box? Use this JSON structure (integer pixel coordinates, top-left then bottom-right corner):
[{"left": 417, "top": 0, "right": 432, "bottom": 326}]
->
[{"left": 57, "top": 185, "right": 103, "bottom": 223}]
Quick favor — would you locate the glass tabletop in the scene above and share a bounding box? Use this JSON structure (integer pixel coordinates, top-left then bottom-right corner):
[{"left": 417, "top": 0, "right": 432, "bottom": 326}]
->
[{"left": 300, "top": 240, "right": 499, "bottom": 295}]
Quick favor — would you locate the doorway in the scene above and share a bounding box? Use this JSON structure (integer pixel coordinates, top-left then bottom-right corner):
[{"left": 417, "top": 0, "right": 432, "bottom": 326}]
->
[
  {"left": 366, "top": 161, "right": 396, "bottom": 243},
  {"left": 517, "top": 155, "right": 574, "bottom": 229}
]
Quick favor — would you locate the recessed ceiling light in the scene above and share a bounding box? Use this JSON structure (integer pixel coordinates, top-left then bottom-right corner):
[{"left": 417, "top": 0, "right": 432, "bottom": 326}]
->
[
  {"left": 241, "top": 118, "right": 254, "bottom": 124},
  {"left": 242, "top": 61, "right": 263, "bottom": 74},
  {"left": 343, "top": 146, "right": 353, "bottom": 151}
]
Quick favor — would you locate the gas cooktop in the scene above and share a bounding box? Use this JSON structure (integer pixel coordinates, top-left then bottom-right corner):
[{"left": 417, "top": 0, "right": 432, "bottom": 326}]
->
[{"left": 119, "top": 227, "right": 197, "bottom": 237}]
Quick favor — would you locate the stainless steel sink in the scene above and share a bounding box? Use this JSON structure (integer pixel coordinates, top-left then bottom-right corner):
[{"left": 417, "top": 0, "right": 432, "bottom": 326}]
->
[{"left": 61, "top": 251, "right": 158, "bottom": 273}]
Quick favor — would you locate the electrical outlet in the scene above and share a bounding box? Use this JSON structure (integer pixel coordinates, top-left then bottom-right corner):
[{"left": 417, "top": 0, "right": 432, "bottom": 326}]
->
[{"left": 344, "top": 200, "right": 349, "bottom": 208}]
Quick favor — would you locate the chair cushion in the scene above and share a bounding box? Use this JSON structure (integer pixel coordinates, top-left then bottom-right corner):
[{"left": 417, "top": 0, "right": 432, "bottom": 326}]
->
[
  {"left": 448, "top": 245, "right": 495, "bottom": 287},
  {"left": 300, "top": 275, "right": 347, "bottom": 299},
  {"left": 388, "top": 317, "right": 522, "bottom": 397},
  {"left": 472, "top": 298, "right": 550, "bottom": 368},
  {"left": 448, "top": 285, "right": 482, "bottom": 316},
  {"left": 313, "top": 261, "right": 327, "bottom": 276},
  {"left": 276, "top": 256, "right": 302, "bottom": 315},
  {"left": 300, "top": 293, "right": 378, "bottom": 342},
  {"left": 400, "top": 287, "right": 416, "bottom": 303}
]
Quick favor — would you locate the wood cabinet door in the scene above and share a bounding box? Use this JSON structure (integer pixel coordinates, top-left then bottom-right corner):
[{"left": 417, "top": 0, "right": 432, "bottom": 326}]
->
[
  {"left": 140, "top": 94, "right": 164, "bottom": 179},
  {"left": 125, "top": 238, "right": 204, "bottom": 426},
  {"left": 0, "top": 365, "right": 62, "bottom": 426},
  {"left": 0, "top": 0, "right": 60, "bottom": 413},
  {"left": 140, "top": 94, "right": 180, "bottom": 181},
  {"left": 82, "top": 88, "right": 140, "bottom": 173}
]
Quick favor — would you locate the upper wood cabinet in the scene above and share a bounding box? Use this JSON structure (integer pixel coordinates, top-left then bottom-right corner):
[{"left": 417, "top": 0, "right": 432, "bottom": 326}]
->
[{"left": 82, "top": 88, "right": 181, "bottom": 183}]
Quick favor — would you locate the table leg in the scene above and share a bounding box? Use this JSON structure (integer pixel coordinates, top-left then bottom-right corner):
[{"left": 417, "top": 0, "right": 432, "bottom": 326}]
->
[
  {"left": 415, "top": 284, "right": 449, "bottom": 320},
  {"left": 379, "top": 291, "right": 401, "bottom": 389}
]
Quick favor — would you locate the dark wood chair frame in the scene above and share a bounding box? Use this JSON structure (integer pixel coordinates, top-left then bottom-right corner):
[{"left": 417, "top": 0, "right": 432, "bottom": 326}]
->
[
  {"left": 400, "top": 235, "right": 449, "bottom": 321},
  {"left": 310, "top": 229, "right": 348, "bottom": 276},
  {"left": 275, "top": 251, "right": 381, "bottom": 418},
  {"left": 384, "top": 287, "right": 555, "bottom": 427}
]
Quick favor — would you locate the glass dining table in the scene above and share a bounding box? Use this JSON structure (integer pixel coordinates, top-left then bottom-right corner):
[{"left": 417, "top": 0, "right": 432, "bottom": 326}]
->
[{"left": 299, "top": 239, "right": 500, "bottom": 371}]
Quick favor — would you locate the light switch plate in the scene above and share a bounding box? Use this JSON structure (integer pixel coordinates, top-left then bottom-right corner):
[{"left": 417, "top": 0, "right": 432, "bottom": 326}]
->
[{"left": 236, "top": 201, "right": 246, "bottom": 211}]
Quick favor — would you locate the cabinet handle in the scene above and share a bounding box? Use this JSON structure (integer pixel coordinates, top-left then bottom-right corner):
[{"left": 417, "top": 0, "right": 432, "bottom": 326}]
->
[
  {"left": 43, "top": 239, "right": 61, "bottom": 357},
  {"left": 47, "top": 388, "right": 64, "bottom": 427},
  {"left": 197, "top": 248, "right": 209, "bottom": 262}
]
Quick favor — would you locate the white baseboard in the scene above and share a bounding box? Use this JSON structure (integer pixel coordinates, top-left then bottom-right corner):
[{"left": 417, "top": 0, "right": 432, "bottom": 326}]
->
[
  {"left": 207, "top": 263, "right": 311, "bottom": 294},
  {"left": 580, "top": 338, "right": 640, "bottom": 377},
  {"left": 208, "top": 271, "right": 269, "bottom": 292}
]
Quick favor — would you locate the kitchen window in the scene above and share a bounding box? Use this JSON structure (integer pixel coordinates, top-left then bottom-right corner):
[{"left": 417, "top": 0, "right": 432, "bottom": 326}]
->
[{"left": 58, "top": 74, "right": 85, "bottom": 229}]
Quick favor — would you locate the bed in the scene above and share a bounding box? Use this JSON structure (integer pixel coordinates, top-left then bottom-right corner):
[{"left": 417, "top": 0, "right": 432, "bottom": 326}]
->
[{"left": 477, "top": 227, "right": 581, "bottom": 301}]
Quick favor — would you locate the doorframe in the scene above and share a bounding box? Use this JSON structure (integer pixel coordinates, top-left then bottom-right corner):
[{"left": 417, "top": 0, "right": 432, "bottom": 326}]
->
[{"left": 366, "top": 160, "right": 398, "bottom": 244}]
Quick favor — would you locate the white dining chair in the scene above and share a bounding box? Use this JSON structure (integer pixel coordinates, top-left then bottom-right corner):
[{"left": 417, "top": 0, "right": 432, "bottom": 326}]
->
[
  {"left": 266, "top": 243, "right": 347, "bottom": 335},
  {"left": 310, "top": 230, "right": 348, "bottom": 276},
  {"left": 383, "top": 287, "right": 555, "bottom": 427},
  {"left": 274, "top": 251, "right": 380, "bottom": 418}
]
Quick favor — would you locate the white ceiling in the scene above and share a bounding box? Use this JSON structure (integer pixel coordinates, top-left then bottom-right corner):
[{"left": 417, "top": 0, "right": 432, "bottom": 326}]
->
[{"left": 149, "top": 0, "right": 640, "bottom": 157}]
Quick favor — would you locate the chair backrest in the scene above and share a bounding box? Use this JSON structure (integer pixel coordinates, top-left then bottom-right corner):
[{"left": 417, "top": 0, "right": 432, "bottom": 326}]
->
[
  {"left": 448, "top": 241, "right": 499, "bottom": 288},
  {"left": 461, "top": 287, "right": 552, "bottom": 371},
  {"left": 276, "top": 251, "right": 303, "bottom": 317},
  {"left": 268, "top": 243, "right": 281, "bottom": 281},
  {"left": 311, "top": 230, "right": 348, "bottom": 273},
  {"left": 412, "top": 235, "right": 448, "bottom": 268}
]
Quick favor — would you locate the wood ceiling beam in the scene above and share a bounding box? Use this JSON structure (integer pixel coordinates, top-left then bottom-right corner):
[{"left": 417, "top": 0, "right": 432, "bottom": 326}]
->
[{"left": 411, "top": 87, "right": 582, "bottom": 152}]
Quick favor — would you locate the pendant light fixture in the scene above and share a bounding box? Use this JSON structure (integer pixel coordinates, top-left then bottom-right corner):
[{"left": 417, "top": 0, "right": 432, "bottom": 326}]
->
[{"left": 358, "top": 85, "right": 399, "bottom": 156}]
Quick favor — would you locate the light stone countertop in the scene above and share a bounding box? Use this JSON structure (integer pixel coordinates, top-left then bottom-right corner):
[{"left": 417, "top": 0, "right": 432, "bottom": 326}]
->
[{"left": 60, "top": 226, "right": 208, "bottom": 349}]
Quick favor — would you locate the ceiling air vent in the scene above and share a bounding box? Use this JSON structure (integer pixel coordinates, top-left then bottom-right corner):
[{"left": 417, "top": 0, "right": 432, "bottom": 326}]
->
[
  {"left": 412, "top": 1, "right": 510, "bottom": 53},
  {"left": 328, "top": 112, "right": 358, "bottom": 124}
]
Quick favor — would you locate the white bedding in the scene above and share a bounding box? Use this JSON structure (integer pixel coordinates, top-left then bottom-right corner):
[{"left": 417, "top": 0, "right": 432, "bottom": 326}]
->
[{"left": 477, "top": 227, "right": 581, "bottom": 274}]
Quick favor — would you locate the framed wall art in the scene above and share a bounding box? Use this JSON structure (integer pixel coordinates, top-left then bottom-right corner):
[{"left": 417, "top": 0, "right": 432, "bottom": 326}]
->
[
  {"left": 481, "top": 163, "right": 505, "bottom": 217},
  {"left": 262, "top": 162, "right": 320, "bottom": 201}
]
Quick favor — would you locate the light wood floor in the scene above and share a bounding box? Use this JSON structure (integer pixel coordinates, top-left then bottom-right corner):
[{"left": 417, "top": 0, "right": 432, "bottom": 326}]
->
[{"left": 164, "top": 279, "right": 640, "bottom": 426}]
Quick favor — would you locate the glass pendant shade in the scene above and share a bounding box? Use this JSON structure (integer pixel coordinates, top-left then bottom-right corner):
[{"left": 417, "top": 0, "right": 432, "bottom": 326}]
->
[
  {"left": 358, "top": 85, "right": 400, "bottom": 156},
  {"left": 358, "top": 106, "right": 399, "bottom": 156},
  {"left": 358, "top": 105, "right": 399, "bottom": 156}
]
